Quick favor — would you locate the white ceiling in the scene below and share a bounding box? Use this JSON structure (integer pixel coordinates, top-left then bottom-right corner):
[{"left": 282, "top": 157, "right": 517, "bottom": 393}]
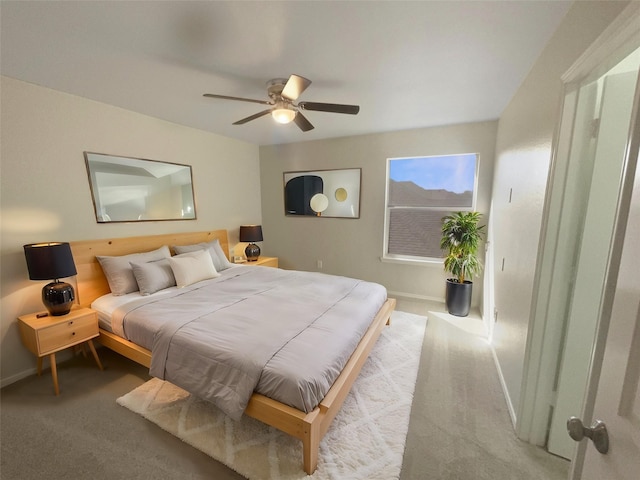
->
[{"left": 1, "top": 1, "right": 572, "bottom": 146}]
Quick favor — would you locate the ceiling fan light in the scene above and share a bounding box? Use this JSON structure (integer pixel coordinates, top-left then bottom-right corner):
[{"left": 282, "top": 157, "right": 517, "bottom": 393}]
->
[{"left": 272, "top": 108, "right": 296, "bottom": 124}]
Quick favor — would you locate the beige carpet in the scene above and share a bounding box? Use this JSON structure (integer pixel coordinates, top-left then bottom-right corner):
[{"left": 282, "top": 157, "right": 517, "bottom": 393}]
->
[{"left": 117, "top": 311, "right": 426, "bottom": 480}]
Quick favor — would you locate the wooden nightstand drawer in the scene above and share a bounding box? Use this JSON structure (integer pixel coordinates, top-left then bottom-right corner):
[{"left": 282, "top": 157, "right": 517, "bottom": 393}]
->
[
  {"left": 37, "top": 315, "right": 98, "bottom": 354},
  {"left": 18, "top": 308, "right": 99, "bottom": 357},
  {"left": 18, "top": 307, "right": 102, "bottom": 395}
]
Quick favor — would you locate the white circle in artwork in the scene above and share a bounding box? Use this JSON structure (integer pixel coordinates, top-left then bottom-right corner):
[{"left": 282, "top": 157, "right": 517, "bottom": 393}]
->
[{"left": 310, "top": 193, "right": 329, "bottom": 213}]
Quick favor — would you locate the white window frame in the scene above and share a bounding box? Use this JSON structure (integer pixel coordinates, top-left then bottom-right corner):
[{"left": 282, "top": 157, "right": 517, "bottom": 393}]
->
[{"left": 383, "top": 154, "right": 480, "bottom": 264}]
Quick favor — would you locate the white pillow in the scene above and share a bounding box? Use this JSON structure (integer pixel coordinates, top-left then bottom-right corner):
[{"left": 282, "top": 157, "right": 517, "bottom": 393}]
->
[
  {"left": 168, "top": 249, "right": 220, "bottom": 288},
  {"left": 172, "top": 239, "right": 233, "bottom": 271}
]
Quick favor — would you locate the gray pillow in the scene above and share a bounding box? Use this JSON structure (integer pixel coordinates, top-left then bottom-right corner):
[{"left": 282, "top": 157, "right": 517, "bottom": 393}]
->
[
  {"left": 97, "top": 245, "right": 170, "bottom": 295},
  {"left": 130, "top": 258, "right": 176, "bottom": 295},
  {"left": 172, "top": 239, "right": 233, "bottom": 272}
]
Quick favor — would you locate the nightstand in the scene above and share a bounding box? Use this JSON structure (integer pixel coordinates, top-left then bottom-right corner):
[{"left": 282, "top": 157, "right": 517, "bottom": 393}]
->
[
  {"left": 18, "top": 307, "right": 103, "bottom": 395},
  {"left": 248, "top": 256, "right": 279, "bottom": 268}
]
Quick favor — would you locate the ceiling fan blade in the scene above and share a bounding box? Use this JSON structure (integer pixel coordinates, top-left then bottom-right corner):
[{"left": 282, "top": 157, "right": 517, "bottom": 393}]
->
[
  {"left": 298, "top": 101, "right": 360, "bottom": 115},
  {"left": 294, "top": 111, "right": 314, "bottom": 132},
  {"left": 203, "top": 93, "right": 271, "bottom": 106},
  {"left": 281, "top": 74, "right": 312, "bottom": 101},
  {"left": 232, "top": 109, "right": 272, "bottom": 125}
]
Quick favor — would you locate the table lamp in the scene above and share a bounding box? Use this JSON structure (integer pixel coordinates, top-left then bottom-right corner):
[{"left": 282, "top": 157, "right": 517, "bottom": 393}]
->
[
  {"left": 239, "top": 225, "right": 263, "bottom": 262},
  {"left": 23, "top": 242, "right": 77, "bottom": 316}
]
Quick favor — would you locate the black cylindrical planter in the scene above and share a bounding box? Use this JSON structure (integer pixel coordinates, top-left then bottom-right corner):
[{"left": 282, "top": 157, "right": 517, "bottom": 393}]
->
[{"left": 445, "top": 279, "right": 473, "bottom": 317}]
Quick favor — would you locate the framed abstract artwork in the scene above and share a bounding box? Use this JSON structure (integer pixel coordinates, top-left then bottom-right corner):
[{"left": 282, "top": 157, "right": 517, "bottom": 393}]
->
[{"left": 283, "top": 168, "right": 361, "bottom": 218}]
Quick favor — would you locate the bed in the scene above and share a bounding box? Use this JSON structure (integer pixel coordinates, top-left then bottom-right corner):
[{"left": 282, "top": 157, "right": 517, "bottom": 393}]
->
[{"left": 70, "top": 230, "right": 395, "bottom": 474}]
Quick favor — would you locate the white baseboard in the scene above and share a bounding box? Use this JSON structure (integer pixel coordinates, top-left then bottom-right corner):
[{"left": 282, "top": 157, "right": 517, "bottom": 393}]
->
[
  {"left": 490, "top": 344, "right": 518, "bottom": 428},
  {"left": 1, "top": 367, "right": 39, "bottom": 388},
  {"left": 1, "top": 349, "right": 75, "bottom": 388},
  {"left": 386, "top": 290, "right": 445, "bottom": 304}
]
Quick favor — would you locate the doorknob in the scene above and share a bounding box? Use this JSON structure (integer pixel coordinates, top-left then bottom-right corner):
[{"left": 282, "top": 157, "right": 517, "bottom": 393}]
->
[{"left": 567, "top": 416, "right": 609, "bottom": 454}]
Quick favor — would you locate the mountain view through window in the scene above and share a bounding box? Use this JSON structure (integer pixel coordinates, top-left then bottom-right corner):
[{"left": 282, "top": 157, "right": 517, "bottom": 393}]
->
[{"left": 385, "top": 154, "right": 477, "bottom": 259}]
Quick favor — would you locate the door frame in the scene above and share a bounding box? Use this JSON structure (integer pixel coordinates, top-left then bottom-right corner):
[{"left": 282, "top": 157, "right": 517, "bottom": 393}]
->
[
  {"left": 516, "top": 1, "right": 640, "bottom": 447},
  {"left": 570, "top": 43, "right": 640, "bottom": 480}
]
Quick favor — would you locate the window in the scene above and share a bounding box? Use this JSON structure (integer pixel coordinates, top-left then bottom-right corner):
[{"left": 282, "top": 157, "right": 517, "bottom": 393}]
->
[{"left": 384, "top": 154, "right": 478, "bottom": 260}]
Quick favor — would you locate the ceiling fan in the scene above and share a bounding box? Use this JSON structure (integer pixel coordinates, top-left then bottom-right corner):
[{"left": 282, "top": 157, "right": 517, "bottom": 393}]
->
[{"left": 203, "top": 74, "right": 360, "bottom": 132}]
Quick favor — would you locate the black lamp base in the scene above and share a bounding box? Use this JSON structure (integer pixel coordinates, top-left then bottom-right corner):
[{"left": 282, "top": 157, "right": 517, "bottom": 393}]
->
[
  {"left": 245, "top": 243, "right": 261, "bottom": 262},
  {"left": 42, "top": 281, "right": 75, "bottom": 316}
]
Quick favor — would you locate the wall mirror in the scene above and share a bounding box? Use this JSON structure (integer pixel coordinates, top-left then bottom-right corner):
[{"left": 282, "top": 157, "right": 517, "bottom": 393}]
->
[
  {"left": 284, "top": 168, "right": 361, "bottom": 218},
  {"left": 84, "top": 152, "right": 196, "bottom": 223}
]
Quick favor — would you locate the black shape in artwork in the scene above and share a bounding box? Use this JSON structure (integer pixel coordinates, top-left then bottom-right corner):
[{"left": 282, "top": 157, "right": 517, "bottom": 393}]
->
[{"left": 285, "top": 175, "right": 324, "bottom": 215}]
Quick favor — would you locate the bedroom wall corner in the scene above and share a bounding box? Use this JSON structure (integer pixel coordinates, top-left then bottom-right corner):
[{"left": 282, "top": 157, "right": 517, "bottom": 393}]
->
[
  {"left": 0, "top": 76, "right": 262, "bottom": 386},
  {"left": 258, "top": 120, "right": 497, "bottom": 308}
]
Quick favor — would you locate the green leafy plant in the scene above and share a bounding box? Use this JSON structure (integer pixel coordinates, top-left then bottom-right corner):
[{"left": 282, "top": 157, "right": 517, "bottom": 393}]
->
[{"left": 440, "top": 211, "right": 485, "bottom": 284}]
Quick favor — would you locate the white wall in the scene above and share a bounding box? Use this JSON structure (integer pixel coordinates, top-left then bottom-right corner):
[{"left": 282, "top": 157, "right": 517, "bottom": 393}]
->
[
  {"left": 490, "top": 0, "right": 629, "bottom": 418},
  {"left": 0, "top": 76, "right": 261, "bottom": 386},
  {"left": 259, "top": 121, "right": 497, "bottom": 305}
]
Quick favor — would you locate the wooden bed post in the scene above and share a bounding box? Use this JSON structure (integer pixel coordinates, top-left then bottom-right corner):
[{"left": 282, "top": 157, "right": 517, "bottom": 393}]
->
[{"left": 303, "top": 410, "right": 321, "bottom": 475}]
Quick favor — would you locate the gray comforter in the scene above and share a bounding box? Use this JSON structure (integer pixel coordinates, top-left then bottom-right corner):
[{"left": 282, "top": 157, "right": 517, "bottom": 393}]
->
[{"left": 112, "top": 266, "right": 387, "bottom": 420}]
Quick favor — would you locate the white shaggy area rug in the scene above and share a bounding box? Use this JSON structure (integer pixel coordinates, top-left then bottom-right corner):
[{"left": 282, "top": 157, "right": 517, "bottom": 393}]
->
[{"left": 117, "top": 311, "right": 427, "bottom": 480}]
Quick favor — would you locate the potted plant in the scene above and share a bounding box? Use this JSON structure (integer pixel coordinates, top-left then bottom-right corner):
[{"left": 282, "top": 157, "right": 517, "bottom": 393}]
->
[{"left": 440, "top": 211, "right": 485, "bottom": 317}]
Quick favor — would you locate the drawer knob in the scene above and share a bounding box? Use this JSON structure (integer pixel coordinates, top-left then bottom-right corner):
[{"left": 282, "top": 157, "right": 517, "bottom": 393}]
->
[
  {"left": 68, "top": 321, "right": 74, "bottom": 325},
  {"left": 71, "top": 332, "right": 76, "bottom": 336}
]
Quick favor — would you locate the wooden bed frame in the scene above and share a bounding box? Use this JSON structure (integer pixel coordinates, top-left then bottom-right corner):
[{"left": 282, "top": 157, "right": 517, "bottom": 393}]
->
[{"left": 70, "top": 230, "right": 395, "bottom": 474}]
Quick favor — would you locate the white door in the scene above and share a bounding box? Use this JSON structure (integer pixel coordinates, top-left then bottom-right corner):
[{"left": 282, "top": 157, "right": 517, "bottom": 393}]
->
[
  {"left": 547, "top": 65, "right": 640, "bottom": 459},
  {"left": 569, "top": 122, "right": 640, "bottom": 479}
]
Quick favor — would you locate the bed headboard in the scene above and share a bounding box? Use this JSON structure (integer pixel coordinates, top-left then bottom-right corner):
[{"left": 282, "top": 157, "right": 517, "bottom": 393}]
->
[{"left": 70, "top": 230, "right": 230, "bottom": 307}]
